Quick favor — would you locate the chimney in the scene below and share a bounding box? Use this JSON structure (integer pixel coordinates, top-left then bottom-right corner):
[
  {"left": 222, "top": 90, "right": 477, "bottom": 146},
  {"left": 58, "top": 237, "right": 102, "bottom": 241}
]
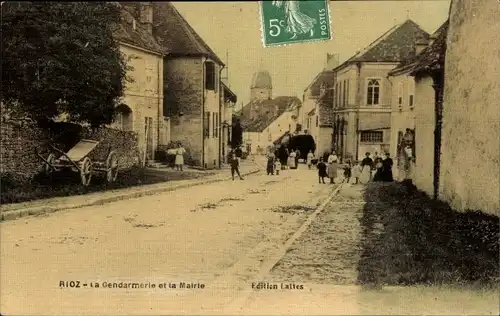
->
[
  {"left": 139, "top": 2, "right": 153, "bottom": 34},
  {"left": 325, "top": 53, "right": 340, "bottom": 70},
  {"left": 415, "top": 37, "right": 429, "bottom": 55}
]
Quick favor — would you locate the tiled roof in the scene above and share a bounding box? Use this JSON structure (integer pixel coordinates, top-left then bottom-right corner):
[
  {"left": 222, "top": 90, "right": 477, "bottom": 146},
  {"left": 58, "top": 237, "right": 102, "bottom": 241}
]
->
[
  {"left": 305, "top": 71, "right": 335, "bottom": 96},
  {"left": 318, "top": 90, "right": 334, "bottom": 126},
  {"left": 237, "top": 96, "right": 301, "bottom": 133},
  {"left": 389, "top": 20, "right": 449, "bottom": 76},
  {"left": 152, "top": 2, "right": 224, "bottom": 65},
  {"left": 113, "top": 4, "right": 166, "bottom": 55},
  {"left": 333, "top": 20, "right": 430, "bottom": 71}
]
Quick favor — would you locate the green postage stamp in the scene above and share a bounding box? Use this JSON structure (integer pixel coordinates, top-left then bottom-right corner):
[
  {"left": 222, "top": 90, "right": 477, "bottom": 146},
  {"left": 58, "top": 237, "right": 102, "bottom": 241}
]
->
[{"left": 260, "top": 0, "right": 332, "bottom": 47}]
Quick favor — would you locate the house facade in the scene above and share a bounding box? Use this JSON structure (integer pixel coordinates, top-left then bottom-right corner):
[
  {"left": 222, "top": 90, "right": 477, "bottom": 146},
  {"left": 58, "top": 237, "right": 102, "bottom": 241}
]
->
[
  {"left": 301, "top": 69, "right": 336, "bottom": 156},
  {"left": 241, "top": 97, "right": 301, "bottom": 155},
  {"left": 220, "top": 82, "right": 237, "bottom": 163},
  {"left": 389, "top": 20, "right": 448, "bottom": 198},
  {"left": 331, "top": 20, "right": 429, "bottom": 162},
  {"left": 152, "top": 2, "right": 226, "bottom": 169},
  {"left": 112, "top": 3, "right": 169, "bottom": 164}
]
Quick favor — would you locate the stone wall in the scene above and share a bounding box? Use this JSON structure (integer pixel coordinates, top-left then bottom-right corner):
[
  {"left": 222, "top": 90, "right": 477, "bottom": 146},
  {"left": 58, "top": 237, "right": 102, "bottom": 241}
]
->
[
  {"left": 439, "top": 0, "right": 500, "bottom": 215},
  {"left": 163, "top": 57, "right": 204, "bottom": 166},
  {"left": 413, "top": 75, "right": 435, "bottom": 197},
  {"left": 0, "top": 121, "right": 140, "bottom": 183}
]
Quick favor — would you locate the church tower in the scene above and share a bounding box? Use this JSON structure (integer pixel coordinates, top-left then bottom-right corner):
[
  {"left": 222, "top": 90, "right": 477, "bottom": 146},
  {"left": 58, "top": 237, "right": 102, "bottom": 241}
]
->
[{"left": 250, "top": 70, "right": 272, "bottom": 101}]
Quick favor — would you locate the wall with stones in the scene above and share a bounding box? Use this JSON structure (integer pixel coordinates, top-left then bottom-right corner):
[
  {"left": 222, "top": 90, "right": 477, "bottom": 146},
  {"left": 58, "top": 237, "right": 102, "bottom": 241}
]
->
[
  {"left": 0, "top": 121, "right": 140, "bottom": 183},
  {"left": 439, "top": 0, "right": 500, "bottom": 215}
]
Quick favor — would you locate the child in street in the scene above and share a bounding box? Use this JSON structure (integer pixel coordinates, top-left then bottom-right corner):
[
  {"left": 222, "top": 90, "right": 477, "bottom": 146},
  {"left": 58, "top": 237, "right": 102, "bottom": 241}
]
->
[
  {"left": 266, "top": 152, "right": 275, "bottom": 175},
  {"left": 351, "top": 160, "right": 362, "bottom": 184},
  {"left": 230, "top": 153, "right": 244, "bottom": 180},
  {"left": 275, "top": 160, "right": 281, "bottom": 175},
  {"left": 343, "top": 160, "right": 352, "bottom": 184},
  {"left": 317, "top": 157, "right": 328, "bottom": 184}
]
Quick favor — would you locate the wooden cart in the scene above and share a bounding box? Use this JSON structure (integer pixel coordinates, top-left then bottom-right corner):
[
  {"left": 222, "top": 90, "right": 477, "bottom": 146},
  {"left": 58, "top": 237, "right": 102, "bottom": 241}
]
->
[{"left": 35, "top": 139, "right": 119, "bottom": 186}]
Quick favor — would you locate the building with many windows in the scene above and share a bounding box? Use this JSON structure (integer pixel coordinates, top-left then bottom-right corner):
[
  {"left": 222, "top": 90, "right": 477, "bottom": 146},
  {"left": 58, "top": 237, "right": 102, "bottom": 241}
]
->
[{"left": 331, "top": 19, "right": 429, "bottom": 161}]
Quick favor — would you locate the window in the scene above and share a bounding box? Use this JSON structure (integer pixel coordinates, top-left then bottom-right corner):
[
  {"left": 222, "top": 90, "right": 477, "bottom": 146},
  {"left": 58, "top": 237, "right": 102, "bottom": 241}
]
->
[
  {"left": 367, "top": 79, "right": 381, "bottom": 105},
  {"left": 338, "top": 81, "right": 342, "bottom": 107},
  {"left": 346, "top": 80, "right": 349, "bottom": 106},
  {"left": 212, "top": 113, "right": 216, "bottom": 137},
  {"left": 289, "top": 124, "right": 291, "bottom": 131},
  {"left": 398, "top": 82, "right": 404, "bottom": 107},
  {"left": 409, "top": 80, "right": 415, "bottom": 107},
  {"left": 204, "top": 111, "right": 210, "bottom": 138},
  {"left": 360, "top": 131, "right": 383, "bottom": 143},
  {"left": 335, "top": 83, "right": 339, "bottom": 107},
  {"left": 316, "top": 116, "right": 319, "bottom": 127},
  {"left": 343, "top": 80, "right": 347, "bottom": 106},
  {"left": 204, "top": 62, "right": 216, "bottom": 91}
]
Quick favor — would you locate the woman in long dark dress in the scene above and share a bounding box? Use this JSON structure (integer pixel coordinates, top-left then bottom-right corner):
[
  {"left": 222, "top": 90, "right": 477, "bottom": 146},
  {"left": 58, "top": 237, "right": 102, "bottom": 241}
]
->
[{"left": 381, "top": 152, "right": 394, "bottom": 182}]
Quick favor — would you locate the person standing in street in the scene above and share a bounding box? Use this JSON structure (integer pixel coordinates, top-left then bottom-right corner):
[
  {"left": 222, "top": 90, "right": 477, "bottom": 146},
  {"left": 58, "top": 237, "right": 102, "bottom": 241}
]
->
[
  {"left": 275, "top": 159, "right": 281, "bottom": 175},
  {"left": 327, "top": 150, "right": 338, "bottom": 184},
  {"left": 174, "top": 142, "right": 186, "bottom": 171},
  {"left": 351, "top": 160, "right": 362, "bottom": 184},
  {"left": 380, "top": 152, "right": 394, "bottom": 182},
  {"left": 306, "top": 150, "right": 314, "bottom": 169},
  {"left": 359, "top": 152, "right": 373, "bottom": 184},
  {"left": 317, "top": 157, "right": 328, "bottom": 184},
  {"left": 266, "top": 151, "right": 275, "bottom": 175},
  {"left": 288, "top": 150, "right": 297, "bottom": 169},
  {"left": 230, "top": 152, "right": 244, "bottom": 180}
]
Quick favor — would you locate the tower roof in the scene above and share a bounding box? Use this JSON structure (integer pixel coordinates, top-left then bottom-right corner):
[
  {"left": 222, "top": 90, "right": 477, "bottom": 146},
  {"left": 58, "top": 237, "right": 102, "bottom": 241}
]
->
[{"left": 251, "top": 70, "right": 272, "bottom": 89}]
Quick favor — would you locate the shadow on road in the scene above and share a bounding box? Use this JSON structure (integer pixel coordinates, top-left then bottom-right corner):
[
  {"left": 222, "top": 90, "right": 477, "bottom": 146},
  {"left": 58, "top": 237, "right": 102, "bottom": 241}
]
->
[{"left": 356, "top": 181, "right": 499, "bottom": 288}]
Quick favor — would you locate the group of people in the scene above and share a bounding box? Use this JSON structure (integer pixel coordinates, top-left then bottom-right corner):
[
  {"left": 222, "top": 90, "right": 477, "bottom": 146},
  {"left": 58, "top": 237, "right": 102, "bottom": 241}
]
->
[
  {"left": 313, "top": 150, "right": 394, "bottom": 185},
  {"left": 266, "top": 147, "right": 303, "bottom": 175}
]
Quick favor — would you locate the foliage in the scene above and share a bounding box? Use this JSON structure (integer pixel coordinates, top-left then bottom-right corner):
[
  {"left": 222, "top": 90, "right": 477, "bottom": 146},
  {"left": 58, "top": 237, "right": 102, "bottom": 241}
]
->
[
  {"left": 231, "top": 114, "right": 243, "bottom": 148},
  {"left": 1, "top": 2, "right": 131, "bottom": 128}
]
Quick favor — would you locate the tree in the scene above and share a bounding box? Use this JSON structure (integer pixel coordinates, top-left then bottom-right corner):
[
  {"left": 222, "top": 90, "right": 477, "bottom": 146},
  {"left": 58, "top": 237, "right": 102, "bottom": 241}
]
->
[
  {"left": 231, "top": 114, "right": 243, "bottom": 149},
  {"left": 1, "top": 2, "right": 130, "bottom": 128}
]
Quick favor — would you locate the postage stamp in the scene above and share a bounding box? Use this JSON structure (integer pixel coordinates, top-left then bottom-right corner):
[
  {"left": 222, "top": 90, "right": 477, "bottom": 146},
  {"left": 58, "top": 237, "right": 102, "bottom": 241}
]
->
[{"left": 259, "top": 0, "right": 332, "bottom": 47}]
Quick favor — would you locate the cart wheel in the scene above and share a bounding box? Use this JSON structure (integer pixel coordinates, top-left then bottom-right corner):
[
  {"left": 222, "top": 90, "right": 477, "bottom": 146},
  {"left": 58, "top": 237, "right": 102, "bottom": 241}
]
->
[
  {"left": 80, "top": 157, "right": 92, "bottom": 187},
  {"left": 106, "top": 151, "right": 119, "bottom": 183},
  {"left": 44, "top": 153, "right": 56, "bottom": 175}
]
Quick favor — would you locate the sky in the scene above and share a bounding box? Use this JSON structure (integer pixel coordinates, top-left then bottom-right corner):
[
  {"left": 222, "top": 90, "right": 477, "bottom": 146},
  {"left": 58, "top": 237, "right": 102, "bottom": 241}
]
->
[{"left": 173, "top": 0, "right": 451, "bottom": 109}]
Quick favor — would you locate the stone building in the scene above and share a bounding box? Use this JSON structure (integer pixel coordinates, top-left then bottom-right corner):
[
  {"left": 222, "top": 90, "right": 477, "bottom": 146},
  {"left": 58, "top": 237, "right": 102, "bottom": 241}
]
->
[
  {"left": 331, "top": 20, "right": 429, "bottom": 161},
  {"left": 388, "top": 21, "right": 448, "bottom": 190},
  {"left": 301, "top": 70, "right": 336, "bottom": 157},
  {"left": 152, "top": 2, "right": 226, "bottom": 169},
  {"left": 220, "top": 82, "right": 237, "bottom": 163},
  {"left": 239, "top": 71, "right": 301, "bottom": 155},
  {"left": 112, "top": 3, "right": 169, "bottom": 164}
]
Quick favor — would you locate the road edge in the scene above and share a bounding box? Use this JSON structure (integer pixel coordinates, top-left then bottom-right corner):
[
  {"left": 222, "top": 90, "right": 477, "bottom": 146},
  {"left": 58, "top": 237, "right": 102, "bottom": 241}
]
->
[
  {"left": 223, "top": 183, "right": 344, "bottom": 313},
  {"left": 1, "top": 166, "right": 261, "bottom": 223}
]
